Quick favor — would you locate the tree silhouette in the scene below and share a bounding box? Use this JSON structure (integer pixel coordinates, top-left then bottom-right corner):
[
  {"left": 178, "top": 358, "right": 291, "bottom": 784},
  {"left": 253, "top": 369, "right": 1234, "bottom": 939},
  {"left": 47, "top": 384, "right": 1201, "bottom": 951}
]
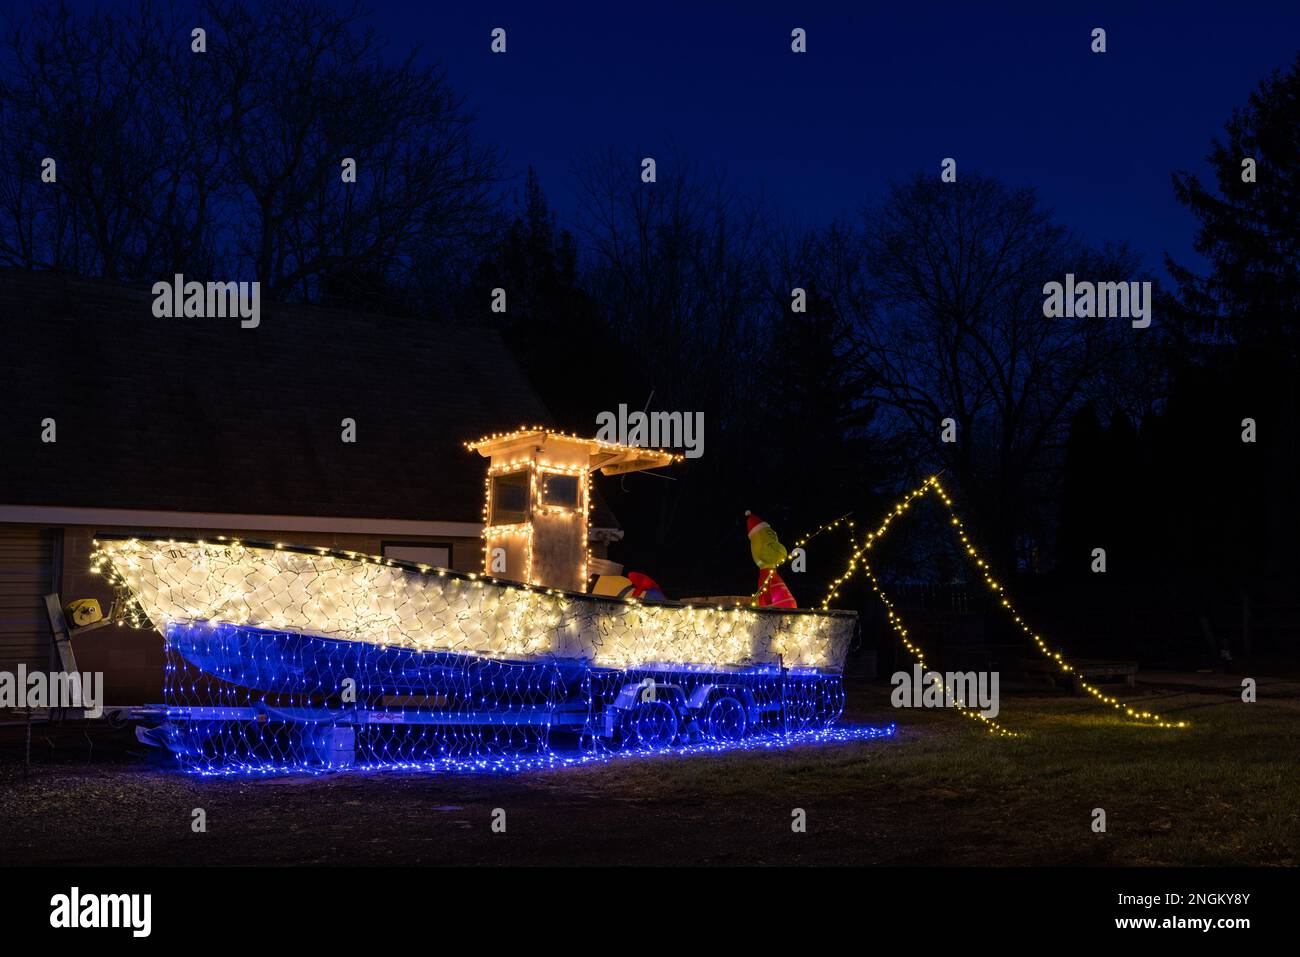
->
[
  {"left": 1167, "top": 52, "right": 1300, "bottom": 345},
  {"left": 0, "top": 0, "right": 500, "bottom": 302},
  {"left": 821, "top": 172, "right": 1150, "bottom": 570},
  {"left": 1154, "top": 53, "right": 1300, "bottom": 659},
  {"left": 464, "top": 168, "right": 641, "bottom": 429}
]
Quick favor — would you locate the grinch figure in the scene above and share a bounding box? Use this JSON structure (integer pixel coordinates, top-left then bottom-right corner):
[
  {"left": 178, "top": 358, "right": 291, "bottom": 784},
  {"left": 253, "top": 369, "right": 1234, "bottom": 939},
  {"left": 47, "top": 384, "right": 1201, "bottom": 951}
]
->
[{"left": 745, "top": 511, "right": 797, "bottom": 608}]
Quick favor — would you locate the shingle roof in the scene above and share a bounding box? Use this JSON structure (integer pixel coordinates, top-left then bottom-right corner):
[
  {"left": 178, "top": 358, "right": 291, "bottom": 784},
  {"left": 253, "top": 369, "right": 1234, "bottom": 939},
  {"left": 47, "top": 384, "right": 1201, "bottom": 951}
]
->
[{"left": 0, "top": 269, "right": 618, "bottom": 527}]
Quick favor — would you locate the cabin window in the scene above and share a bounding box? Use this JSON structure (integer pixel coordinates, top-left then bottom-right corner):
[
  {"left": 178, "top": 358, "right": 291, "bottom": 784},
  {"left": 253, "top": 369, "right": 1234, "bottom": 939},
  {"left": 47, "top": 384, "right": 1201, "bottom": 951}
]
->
[
  {"left": 540, "top": 474, "right": 580, "bottom": 509},
  {"left": 490, "top": 471, "right": 530, "bottom": 525}
]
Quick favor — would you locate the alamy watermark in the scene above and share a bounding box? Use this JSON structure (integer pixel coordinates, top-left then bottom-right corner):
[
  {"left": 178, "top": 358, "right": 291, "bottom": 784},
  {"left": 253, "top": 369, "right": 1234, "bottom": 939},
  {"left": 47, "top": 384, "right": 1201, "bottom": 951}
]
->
[
  {"left": 0, "top": 666, "right": 103, "bottom": 718},
  {"left": 1042, "top": 273, "right": 1151, "bottom": 329},
  {"left": 50, "top": 887, "right": 151, "bottom": 937},
  {"left": 891, "top": 665, "right": 1000, "bottom": 719},
  {"left": 152, "top": 274, "right": 260, "bottom": 329},
  {"left": 595, "top": 404, "right": 704, "bottom": 458}
]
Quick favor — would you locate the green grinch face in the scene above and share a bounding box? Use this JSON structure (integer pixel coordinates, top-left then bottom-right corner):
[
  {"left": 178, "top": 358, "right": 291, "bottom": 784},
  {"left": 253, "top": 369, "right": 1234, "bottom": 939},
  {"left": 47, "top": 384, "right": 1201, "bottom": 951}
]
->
[{"left": 750, "top": 525, "right": 788, "bottom": 568}]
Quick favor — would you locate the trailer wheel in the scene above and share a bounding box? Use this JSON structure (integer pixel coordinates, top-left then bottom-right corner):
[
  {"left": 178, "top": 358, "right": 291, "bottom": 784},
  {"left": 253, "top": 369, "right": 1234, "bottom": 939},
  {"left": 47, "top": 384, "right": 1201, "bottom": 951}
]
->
[
  {"left": 624, "top": 699, "right": 678, "bottom": 750},
  {"left": 702, "top": 695, "right": 747, "bottom": 741}
]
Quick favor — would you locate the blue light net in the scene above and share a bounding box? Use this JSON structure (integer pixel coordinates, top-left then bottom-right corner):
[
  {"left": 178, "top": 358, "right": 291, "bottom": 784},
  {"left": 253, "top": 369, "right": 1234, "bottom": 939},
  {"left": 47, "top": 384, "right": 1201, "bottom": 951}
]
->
[{"left": 155, "top": 621, "right": 892, "bottom": 775}]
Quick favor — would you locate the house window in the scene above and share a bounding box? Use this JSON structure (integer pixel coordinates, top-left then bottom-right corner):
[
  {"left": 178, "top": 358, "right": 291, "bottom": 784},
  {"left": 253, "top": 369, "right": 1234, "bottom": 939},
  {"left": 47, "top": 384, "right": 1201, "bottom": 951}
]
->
[
  {"left": 540, "top": 473, "right": 580, "bottom": 509},
  {"left": 382, "top": 543, "right": 451, "bottom": 568},
  {"left": 489, "top": 471, "right": 530, "bottom": 525}
]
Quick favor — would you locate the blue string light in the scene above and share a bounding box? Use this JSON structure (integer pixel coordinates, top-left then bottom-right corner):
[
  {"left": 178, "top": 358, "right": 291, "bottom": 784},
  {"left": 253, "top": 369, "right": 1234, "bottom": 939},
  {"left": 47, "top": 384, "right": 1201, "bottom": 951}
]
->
[
  {"left": 175, "top": 725, "right": 898, "bottom": 778},
  {"left": 155, "top": 621, "right": 894, "bottom": 775}
]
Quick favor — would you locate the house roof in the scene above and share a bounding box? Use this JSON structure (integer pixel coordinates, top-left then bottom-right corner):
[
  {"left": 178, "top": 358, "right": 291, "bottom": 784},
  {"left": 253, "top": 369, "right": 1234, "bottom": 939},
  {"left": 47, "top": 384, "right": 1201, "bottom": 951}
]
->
[{"left": 0, "top": 269, "right": 619, "bottom": 528}]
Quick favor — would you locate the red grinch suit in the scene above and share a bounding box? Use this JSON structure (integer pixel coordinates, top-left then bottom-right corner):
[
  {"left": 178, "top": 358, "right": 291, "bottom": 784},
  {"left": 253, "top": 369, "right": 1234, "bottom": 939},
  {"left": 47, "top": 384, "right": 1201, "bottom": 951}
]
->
[{"left": 745, "top": 511, "right": 798, "bottom": 608}]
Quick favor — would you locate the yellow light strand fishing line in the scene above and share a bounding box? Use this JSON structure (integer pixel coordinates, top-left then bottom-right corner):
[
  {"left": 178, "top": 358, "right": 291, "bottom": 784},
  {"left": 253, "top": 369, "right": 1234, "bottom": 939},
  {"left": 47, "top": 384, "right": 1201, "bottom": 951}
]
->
[{"left": 793, "top": 477, "right": 1186, "bottom": 731}]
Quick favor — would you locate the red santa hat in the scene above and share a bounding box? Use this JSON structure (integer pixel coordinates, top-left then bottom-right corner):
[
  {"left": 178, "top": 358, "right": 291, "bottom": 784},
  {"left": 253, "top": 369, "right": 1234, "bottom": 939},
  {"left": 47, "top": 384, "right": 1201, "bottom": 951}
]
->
[{"left": 744, "top": 510, "right": 769, "bottom": 537}]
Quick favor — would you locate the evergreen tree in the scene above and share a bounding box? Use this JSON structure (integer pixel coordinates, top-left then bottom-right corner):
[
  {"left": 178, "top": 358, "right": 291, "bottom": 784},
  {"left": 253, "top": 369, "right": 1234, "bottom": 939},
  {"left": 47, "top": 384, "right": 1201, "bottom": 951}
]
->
[
  {"left": 1167, "top": 52, "right": 1300, "bottom": 345},
  {"left": 465, "top": 168, "right": 645, "bottom": 430},
  {"left": 1155, "top": 53, "right": 1300, "bottom": 658}
]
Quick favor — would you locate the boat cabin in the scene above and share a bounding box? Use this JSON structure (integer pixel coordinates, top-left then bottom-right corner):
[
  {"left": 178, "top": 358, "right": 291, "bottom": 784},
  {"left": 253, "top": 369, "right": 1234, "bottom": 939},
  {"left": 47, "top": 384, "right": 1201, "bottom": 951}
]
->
[{"left": 467, "top": 428, "right": 678, "bottom": 591}]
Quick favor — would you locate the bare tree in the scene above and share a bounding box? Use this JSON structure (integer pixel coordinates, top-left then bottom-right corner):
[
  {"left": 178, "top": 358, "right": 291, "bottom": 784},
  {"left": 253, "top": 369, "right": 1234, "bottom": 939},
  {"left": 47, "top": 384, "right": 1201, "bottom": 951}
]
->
[
  {"left": 197, "top": 0, "right": 500, "bottom": 299},
  {"left": 574, "top": 148, "right": 769, "bottom": 418},
  {"left": 821, "top": 172, "right": 1148, "bottom": 568},
  {"left": 0, "top": 0, "right": 501, "bottom": 304},
  {"left": 0, "top": 1, "right": 218, "bottom": 278},
  {"left": 572, "top": 150, "right": 776, "bottom": 556}
]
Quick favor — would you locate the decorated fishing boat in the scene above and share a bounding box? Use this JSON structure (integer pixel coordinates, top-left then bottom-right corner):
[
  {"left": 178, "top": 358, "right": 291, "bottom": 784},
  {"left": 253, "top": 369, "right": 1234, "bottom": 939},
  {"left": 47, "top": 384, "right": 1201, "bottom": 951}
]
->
[{"left": 94, "top": 430, "right": 867, "bottom": 771}]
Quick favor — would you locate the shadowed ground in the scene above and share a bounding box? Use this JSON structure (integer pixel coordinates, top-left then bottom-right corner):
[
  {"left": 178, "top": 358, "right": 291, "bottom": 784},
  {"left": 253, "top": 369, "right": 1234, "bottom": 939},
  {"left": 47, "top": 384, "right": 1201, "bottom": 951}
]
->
[{"left": 1, "top": 674, "right": 1295, "bottom": 866}]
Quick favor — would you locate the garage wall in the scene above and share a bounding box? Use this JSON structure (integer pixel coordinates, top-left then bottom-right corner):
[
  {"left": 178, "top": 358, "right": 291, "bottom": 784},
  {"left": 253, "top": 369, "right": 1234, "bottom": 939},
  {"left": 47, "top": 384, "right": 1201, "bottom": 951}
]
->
[{"left": 0, "top": 524, "right": 56, "bottom": 679}]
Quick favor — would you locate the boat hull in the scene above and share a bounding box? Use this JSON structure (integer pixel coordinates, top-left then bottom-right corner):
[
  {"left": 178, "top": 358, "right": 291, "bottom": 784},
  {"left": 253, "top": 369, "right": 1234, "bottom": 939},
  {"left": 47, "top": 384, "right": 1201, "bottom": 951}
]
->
[
  {"left": 98, "top": 537, "right": 859, "bottom": 771},
  {"left": 164, "top": 619, "right": 578, "bottom": 696}
]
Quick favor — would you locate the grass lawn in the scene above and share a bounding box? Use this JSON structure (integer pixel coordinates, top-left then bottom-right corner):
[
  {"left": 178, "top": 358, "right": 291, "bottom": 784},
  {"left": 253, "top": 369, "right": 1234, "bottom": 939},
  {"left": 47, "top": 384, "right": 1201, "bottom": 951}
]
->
[{"left": 0, "top": 673, "right": 1295, "bottom": 866}]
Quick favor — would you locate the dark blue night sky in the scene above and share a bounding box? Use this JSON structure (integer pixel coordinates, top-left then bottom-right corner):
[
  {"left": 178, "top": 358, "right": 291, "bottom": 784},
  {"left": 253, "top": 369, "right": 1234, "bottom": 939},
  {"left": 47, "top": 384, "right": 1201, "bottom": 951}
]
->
[{"left": 356, "top": 1, "right": 1299, "bottom": 282}]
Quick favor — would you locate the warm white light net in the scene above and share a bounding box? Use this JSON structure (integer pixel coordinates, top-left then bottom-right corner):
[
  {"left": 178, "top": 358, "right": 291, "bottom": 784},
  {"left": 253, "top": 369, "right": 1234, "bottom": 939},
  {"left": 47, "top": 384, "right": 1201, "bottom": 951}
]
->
[{"left": 98, "top": 539, "right": 852, "bottom": 670}]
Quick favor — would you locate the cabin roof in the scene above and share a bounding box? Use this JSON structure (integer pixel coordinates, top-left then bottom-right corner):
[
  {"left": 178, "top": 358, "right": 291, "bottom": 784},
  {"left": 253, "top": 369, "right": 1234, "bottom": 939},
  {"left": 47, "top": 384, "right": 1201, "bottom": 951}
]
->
[
  {"left": 0, "top": 269, "right": 620, "bottom": 527},
  {"left": 466, "top": 427, "right": 681, "bottom": 475}
]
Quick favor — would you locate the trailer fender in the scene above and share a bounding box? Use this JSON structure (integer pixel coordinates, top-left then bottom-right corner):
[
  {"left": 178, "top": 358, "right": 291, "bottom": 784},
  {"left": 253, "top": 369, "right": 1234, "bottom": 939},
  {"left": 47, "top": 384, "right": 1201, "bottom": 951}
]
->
[
  {"left": 686, "top": 683, "right": 758, "bottom": 722},
  {"left": 611, "top": 678, "right": 685, "bottom": 711}
]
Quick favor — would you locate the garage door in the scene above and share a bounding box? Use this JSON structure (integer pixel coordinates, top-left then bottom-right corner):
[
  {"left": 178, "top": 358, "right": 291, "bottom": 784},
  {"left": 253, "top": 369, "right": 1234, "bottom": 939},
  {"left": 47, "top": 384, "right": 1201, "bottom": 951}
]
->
[{"left": 0, "top": 525, "right": 55, "bottom": 675}]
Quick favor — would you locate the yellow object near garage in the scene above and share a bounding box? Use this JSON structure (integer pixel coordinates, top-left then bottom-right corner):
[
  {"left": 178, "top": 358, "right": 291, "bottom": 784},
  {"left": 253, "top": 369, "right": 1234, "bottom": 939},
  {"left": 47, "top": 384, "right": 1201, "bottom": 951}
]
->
[{"left": 65, "top": 598, "right": 103, "bottom": 627}]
